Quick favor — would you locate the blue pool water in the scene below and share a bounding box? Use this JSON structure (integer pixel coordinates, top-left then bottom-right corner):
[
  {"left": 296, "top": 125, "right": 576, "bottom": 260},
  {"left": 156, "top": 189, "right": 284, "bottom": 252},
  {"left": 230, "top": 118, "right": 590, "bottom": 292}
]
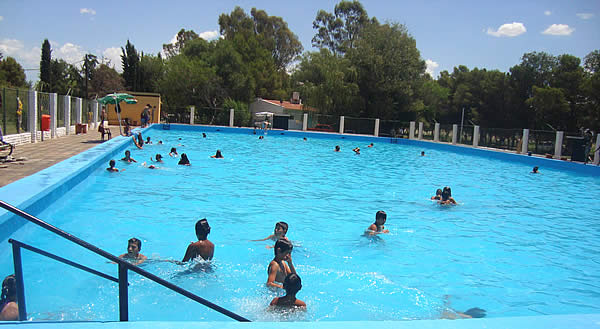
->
[{"left": 1, "top": 126, "right": 599, "bottom": 322}]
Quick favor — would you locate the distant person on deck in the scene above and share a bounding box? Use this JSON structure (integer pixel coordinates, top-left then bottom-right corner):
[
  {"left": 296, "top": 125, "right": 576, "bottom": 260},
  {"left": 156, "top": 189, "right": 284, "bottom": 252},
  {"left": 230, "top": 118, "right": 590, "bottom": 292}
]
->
[{"left": 182, "top": 219, "right": 214, "bottom": 262}]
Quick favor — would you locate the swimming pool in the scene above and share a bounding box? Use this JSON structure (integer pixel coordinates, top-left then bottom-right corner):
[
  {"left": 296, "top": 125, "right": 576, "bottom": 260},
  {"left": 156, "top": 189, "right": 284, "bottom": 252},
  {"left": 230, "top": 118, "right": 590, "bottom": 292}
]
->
[{"left": 1, "top": 125, "right": 599, "bottom": 322}]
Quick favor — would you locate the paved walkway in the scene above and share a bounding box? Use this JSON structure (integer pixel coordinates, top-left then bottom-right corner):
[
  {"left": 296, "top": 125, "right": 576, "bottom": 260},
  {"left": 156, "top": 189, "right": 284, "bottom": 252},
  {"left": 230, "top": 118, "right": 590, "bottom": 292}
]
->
[{"left": 0, "top": 126, "right": 122, "bottom": 187}]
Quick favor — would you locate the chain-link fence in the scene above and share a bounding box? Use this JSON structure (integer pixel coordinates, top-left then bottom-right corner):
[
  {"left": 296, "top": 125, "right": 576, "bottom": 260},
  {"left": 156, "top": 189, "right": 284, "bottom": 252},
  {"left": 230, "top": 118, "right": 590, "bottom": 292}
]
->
[
  {"left": 439, "top": 124, "right": 454, "bottom": 143},
  {"left": 70, "top": 97, "right": 78, "bottom": 126},
  {"left": 344, "top": 116, "right": 375, "bottom": 135},
  {"left": 478, "top": 127, "right": 522, "bottom": 151},
  {"left": 194, "top": 107, "right": 229, "bottom": 126},
  {"left": 528, "top": 130, "right": 555, "bottom": 155},
  {"left": 306, "top": 113, "right": 339, "bottom": 132},
  {"left": 57, "top": 95, "right": 65, "bottom": 128},
  {"left": 379, "top": 120, "right": 410, "bottom": 138},
  {"left": 458, "top": 125, "right": 474, "bottom": 145},
  {"left": 37, "top": 92, "right": 50, "bottom": 131},
  {"left": 420, "top": 122, "right": 434, "bottom": 140},
  {"left": 1, "top": 88, "right": 29, "bottom": 135}
]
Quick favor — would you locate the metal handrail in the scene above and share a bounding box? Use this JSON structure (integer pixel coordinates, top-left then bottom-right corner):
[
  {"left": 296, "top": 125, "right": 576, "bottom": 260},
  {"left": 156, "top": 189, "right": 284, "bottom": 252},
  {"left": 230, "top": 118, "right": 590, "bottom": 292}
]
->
[{"left": 0, "top": 200, "right": 250, "bottom": 322}]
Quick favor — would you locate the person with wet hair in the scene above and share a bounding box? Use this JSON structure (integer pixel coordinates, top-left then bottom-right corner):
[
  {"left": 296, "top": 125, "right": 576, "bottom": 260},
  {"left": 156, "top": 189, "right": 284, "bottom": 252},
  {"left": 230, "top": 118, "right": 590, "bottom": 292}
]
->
[
  {"left": 152, "top": 154, "right": 164, "bottom": 163},
  {"left": 106, "top": 160, "right": 122, "bottom": 172},
  {"left": 439, "top": 186, "right": 457, "bottom": 205},
  {"left": 269, "top": 273, "right": 306, "bottom": 308},
  {"left": 431, "top": 189, "right": 442, "bottom": 200},
  {"left": 182, "top": 219, "right": 214, "bottom": 262},
  {"left": 267, "top": 239, "right": 296, "bottom": 289},
  {"left": 119, "top": 238, "right": 147, "bottom": 265},
  {"left": 178, "top": 153, "right": 191, "bottom": 166},
  {"left": 252, "top": 222, "right": 289, "bottom": 242},
  {"left": 366, "top": 211, "right": 389, "bottom": 235},
  {"left": 0, "top": 275, "right": 18, "bottom": 321},
  {"left": 334, "top": 145, "right": 340, "bottom": 152},
  {"left": 211, "top": 150, "right": 224, "bottom": 159},
  {"left": 121, "top": 150, "right": 137, "bottom": 163},
  {"left": 169, "top": 147, "right": 178, "bottom": 157},
  {"left": 531, "top": 166, "right": 539, "bottom": 174}
]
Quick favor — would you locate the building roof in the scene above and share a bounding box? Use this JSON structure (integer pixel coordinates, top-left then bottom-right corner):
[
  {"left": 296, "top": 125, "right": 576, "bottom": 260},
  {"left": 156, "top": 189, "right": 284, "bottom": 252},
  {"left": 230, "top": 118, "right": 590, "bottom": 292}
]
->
[{"left": 261, "top": 99, "right": 317, "bottom": 112}]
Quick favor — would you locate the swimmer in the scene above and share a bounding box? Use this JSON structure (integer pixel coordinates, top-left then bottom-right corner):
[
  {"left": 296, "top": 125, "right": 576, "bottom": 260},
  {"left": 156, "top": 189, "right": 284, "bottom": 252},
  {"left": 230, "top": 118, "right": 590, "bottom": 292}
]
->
[
  {"left": 152, "top": 154, "right": 164, "bottom": 163},
  {"left": 267, "top": 239, "right": 296, "bottom": 289},
  {"left": 210, "top": 150, "right": 224, "bottom": 159},
  {"left": 133, "top": 133, "right": 143, "bottom": 149},
  {"left": 0, "top": 275, "right": 18, "bottom": 321},
  {"left": 269, "top": 273, "right": 306, "bottom": 309},
  {"left": 421, "top": 151, "right": 425, "bottom": 156},
  {"left": 431, "top": 188, "right": 442, "bottom": 200},
  {"left": 121, "top": 150, "right": 137, "bottom": 163},
  {"left": 158, "top": 140, "right": 163, "bottom": 144},
  {"left": 202, "top": 133, "right": 207, "bottom": 138},
  {"left": 182, "top": 218, "right": 214, "bottom": 262},
  {"left": 119, "top": 238, "right": 147, "bottom": 265},
  {"left": 366, "top": 211, "right": 389, "bottom": 235},
  {"left": 439, "top": 186, "right": 457, "bottom": 205},
  {"left": 252, "top": 222, "right": 288, "bottom": 242},
  {"left": 145, "top": 136, "right": 152, "bottom": 144},
  {"left": 178, "top": 153, "right": 191, "bottom": 166},
  {"left": 141, "top": 162, "right": 156, "bottom": 169},
  {"left": 368, "top": 143, "right": 374, "bottom": 148},
  {"left": 531, "top": 166, "right": 539, "bottom": 174},
  {"left": 259, "top": 136, "right": 264, "bottom": 140},
  {"left": 106, "top": 160, "right": 123, "bottom": 172},
  {"left": 441, "top": 296, "right": 486, "bottom": 319},
  {"left": 303, "top": 137, "right": 307, "bottom": 141},
  {"left": 335, "top": 145, "right": 340, "bottom": 152},
  {"left": 353, "top": 147, "right": 360, "bottom": 155},
  {"left": 169, "top": 147, "right": 178, "bottom": 157}
]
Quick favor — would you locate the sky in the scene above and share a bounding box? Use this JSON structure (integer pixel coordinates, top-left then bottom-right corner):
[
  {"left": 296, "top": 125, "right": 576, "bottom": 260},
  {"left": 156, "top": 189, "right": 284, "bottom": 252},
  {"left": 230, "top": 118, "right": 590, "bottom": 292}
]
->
[{"left": 1, "top": 0, "right": 599, "bottom": 83}]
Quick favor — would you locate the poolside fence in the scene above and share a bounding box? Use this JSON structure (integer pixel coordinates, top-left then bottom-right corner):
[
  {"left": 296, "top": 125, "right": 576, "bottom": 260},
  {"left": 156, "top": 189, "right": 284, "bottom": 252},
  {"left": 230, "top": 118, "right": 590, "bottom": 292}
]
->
[
  {"left": 1, "top": 87, "right": 598, "bottom": 164},
  {"left": 0, "top": 87, "right": 100, "bottom": 146}
]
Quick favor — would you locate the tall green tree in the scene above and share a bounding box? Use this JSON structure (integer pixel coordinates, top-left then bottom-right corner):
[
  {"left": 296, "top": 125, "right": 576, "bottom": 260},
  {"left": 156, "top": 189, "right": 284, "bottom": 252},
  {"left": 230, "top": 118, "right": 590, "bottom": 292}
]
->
[
  {"left": 137, "top": 53, "right": 164, "bottom": 93},
  {"left": 162, "top": 29, "right": 200, "bottom": 58},
  {"left": 526, "top": 86, "right": 570, "bottom": 130},
  {"left": 40, "top": 39, "right": 52, "bottom": 91},
  {"left": 552, "top": 54, "right": 584, "bottom": 131},
  {"left": 312, "top": 0, "right": 369, "bottom": 56},
  {"left": 89, "top": 64, "right": 125, "bottom": 97},
  {"left": 121, "top": 40, "right": 140, "bottom": 91},
  {"left": 0, "top": 57, "right": 27, "bottom": 88},
  {"left": 82, "top": 53, "right": 98, "bottom": 98}
]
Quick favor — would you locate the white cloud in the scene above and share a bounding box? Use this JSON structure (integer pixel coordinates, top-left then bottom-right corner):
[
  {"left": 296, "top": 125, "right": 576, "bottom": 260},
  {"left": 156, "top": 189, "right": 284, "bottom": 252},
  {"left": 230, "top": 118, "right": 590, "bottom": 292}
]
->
[
  {"left": 542, "top": 24, "right": 575, "bottom": 36},
  {"left": 80, "top": 8, "right": 96, "bottom": 15},
  {"left": 487, "top": 22, "right": 526, "bottom": 37},
  {"left": 576, "top": 13, "right": 594, "bottom": 20},
  {"left": 425, "top": 59, "right": 439, "bottom": 78},
  {"left": 169, "top": 33, "right": 178, "bottom": 45},
  {"left": 199, "top": 30, "right": 220, "bottom": 40},
  {"left": 544, "top": 10, "right": 552, "bottom": 16},
  {"left": 54, "top": 42, "right": 86, "bottom": 66},
  {"left": 102, "top": 47, "right": 123, "bottom": 73}
]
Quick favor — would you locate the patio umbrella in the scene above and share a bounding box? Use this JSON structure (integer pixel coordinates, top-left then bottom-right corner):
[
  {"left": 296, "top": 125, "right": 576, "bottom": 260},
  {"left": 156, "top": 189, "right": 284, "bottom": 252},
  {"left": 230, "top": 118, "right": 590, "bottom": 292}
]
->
[{"left": 98, "top": 93, "right": 137, "bottom": 135}]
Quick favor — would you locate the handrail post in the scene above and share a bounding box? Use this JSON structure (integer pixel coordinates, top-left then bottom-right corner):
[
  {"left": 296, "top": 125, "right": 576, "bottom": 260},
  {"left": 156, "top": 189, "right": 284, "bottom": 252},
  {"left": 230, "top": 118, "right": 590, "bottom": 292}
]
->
[
  {"left": 11, "top": 244, "right": 27, "bottom": 321},
  {"left": 118, "top": 263, "right": 128, "bottom": 321}
]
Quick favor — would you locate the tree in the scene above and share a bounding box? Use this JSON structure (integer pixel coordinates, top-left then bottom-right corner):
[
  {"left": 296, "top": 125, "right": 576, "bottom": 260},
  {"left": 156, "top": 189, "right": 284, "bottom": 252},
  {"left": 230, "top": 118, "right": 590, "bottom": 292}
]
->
[
  {"left": 40, "top": 39, "right": 52, "bottom": 91},
  {"left": 583, "top": 50, "right": 600, "bottom": 74},
  {"left": 162, "top": 29, "right": 200, "bottom": 58},
  {"left": 292, "top": 49, "right": 361, "bottom": 116},
  {"left": 348, "top": 21, "right": 426, "bottom": 119},
  {"left": 0, "top": 57, "right": 27, "bottom": 88},
  {"left": 552, "top": 54, "right": 584, "bottom": 130},
  {"left": 82, "top": 53, "right": 98, "bottom": 98},
  {"left": 526, "top": 86, "right": 570, "bottom": 130},
  {"left": 121, "top": 40, "right": 140, "bottom": 91},
  {"left": 89, "top": 64, "right": 125, "bottom": 97},
  {"left": 312, "top": 0, "right": 369, "bottom": 56},
  {"left": 137, "top": 53, "right": 164, "bottom": 93}
]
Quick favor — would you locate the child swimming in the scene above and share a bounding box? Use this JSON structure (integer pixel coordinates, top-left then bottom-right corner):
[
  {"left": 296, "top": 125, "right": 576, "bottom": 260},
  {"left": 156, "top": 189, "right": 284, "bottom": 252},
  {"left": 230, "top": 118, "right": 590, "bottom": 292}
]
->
[
  {"left": 366, "top": 211, "right": 389, "bottom": 235},
  {"left": 269, "top": 273, "right": 306, "bottom": 309},
  {"left": 119, "top": 238, "right": 147, "bottom": 265}
]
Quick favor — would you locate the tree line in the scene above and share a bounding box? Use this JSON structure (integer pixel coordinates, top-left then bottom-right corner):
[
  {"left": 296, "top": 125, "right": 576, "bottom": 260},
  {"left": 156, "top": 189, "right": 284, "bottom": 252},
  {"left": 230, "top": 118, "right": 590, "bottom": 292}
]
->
[{"left": 0, "top": 0, "right": 598, "bottom": 131}]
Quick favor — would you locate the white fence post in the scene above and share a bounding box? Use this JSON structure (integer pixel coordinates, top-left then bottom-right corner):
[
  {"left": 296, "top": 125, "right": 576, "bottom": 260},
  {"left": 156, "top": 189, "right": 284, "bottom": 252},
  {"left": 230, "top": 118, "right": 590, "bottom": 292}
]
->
[
  {"left": 229, "top": 108, "right": 234, "bottom": 127},
  {"left": 418, "top": 122, "right": 423, "bottom": 140},
  {"left": 64, "top": 96, "right": 71, "bottom": 135},
  {"left": 75, "top": 98, "right": 82, "bottom": 124},
  {"left": 49, "top": 93, "right": 57, "bottom": 138},
  {"left": 374, "top": 119, "right": 380, "bottom": 137},
  {"left": 92, "top": 101, "right": 99, "bottom": 129},
  {"left": 554, "top": 131, "right": 564, "bottom": 159},
  {"left": 594, "top": 134, "right": 600, "bottom": 165},
  {"left": 190, "top": 106, "right": 195, "bottom": 125},
  {"left": 522, "top": 129, "right": 529, "bottom": 154},
  {"left": 28, "top": 90, "right": 38, "bottom": 143},
  {"left": 473, "top": 125, "right": 480, "bottom": 147},
  {"left": 409, "top": 121, "right": 415, "bottom": 139},
  {"left": 339, "top": 116, "right": 345, "bottom": 134},
  {"left": 302, "top": 113, "right": 308, "bottom": 131},
  {"left": 434, "top": 123, "right": 440, "bottom": 142},
  {"left": 452, "top": 124, "right": 458, "bottom": 144}
]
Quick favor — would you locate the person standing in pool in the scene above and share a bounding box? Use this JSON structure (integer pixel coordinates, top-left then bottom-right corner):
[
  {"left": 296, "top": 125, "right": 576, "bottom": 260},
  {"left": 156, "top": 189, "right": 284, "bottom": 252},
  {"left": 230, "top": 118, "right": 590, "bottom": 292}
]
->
[
  {"left": 169, "top": 147, "right": 178, "bottom": 157},
  {"left": 178, "top": 153, "right": 191, "bottom": 166},
  {"left": 269, "top": 273, "right": 306, "bottom": 308},
  {"left": 439, "top": 187, "right": 457, "bottom": 205},
  {"left": 267, "top": 239, "right": 296, "bottom": 289},
  {"left": 106, "top": 160, "right": 122, "bottom": 172},
  {"left": 182, "top": 219, "right": 214, "bottom": 262},
  {"left": 121, "top": 150, "right": 137, "bottom": 163},
  {"left": 210, "top": 150, "right": 224, "bottom": 158},
  {"left": 531, "top": 166, "right": 539, "bottom": 174},
  {"left": 366, "top": 211, "right": 389, "bottom": 235},
  {"left": 0, "top": 275, "right": 18, "bottom": 321},
  {"left": 119, "top": 238, "right": 147, "bottom": 265}
]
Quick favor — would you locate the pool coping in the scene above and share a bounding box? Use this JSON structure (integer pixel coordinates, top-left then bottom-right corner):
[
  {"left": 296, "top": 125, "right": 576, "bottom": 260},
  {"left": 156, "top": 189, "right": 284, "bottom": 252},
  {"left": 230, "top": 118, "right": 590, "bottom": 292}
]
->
[{"left": 0, "top": 124, "right": 599, "bottom": 327}]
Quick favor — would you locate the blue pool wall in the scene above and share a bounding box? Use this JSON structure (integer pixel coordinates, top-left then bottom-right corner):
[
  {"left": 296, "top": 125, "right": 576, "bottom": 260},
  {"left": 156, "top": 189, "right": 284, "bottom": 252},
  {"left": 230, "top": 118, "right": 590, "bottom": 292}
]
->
[{"left": 1, "top": 123, "right": 598, "bottom": 242}]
